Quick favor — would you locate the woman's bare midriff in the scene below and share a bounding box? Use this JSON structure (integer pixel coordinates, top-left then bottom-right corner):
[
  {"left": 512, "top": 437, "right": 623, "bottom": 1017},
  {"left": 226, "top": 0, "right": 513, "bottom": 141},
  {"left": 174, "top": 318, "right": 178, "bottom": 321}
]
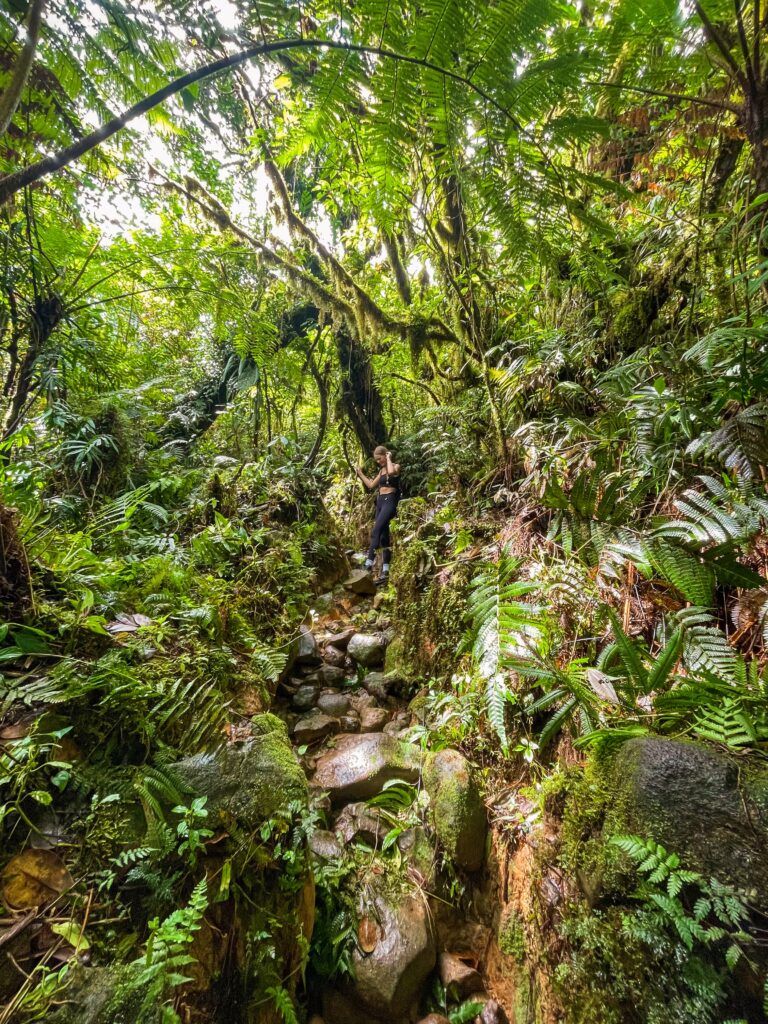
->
[{"left": 380, "top": 487, "right": 397, "bottom": 494}]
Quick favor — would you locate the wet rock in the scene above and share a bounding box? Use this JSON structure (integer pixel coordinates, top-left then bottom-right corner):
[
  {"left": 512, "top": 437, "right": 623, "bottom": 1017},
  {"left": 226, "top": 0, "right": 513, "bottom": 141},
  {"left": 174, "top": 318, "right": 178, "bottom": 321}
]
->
[
  {"left": 297, "top": 625, "right": 321, "bottom": 665},
  {"left": 334, "top": 802, "right": 388, "bottom": 846},
  {"left": 291, "top": 684, "right": 320, "bottom": 712},
  {"left": 348, "top": 632, "right": 387, "bottom": 667},
  {"left": 362, "top": 671, "right": 396, "bottom": 701},
  {"left": 339, "top": 713, "right": 361, "bottom": 733},
  {"left": 383, "top": 713, "right": 411, "bottom": 736},
  {"left": 323, "top": 644, "right": 346, "bottom": 668},
  {"left": 317, "top": 692, "right": 350, "bottom": 716},
  {"left": 312, "top": 733, "right": 423, "bottom": 805},
  {"left": 612, "top": 737, "right": 768, "bottom": 909},
  {"left": 293, "top": 712, "right": 340, "bottom": 745},
  {"left": 309, "top": 830, "right": 344, "bottom": 862},
  {"left": 343, "top": 569, "right": 377, "bottom": 595},
  {"left": 318, "top": 664, "right": 347, "bottom": 687},
  {"left": 438, "top": 952, "right": 484, "bottom": 999},
  {"left": 424, "top": 749, "right": 487, "bottom": 872},
  {"left": 360, "top": 707, "right": 389, "bottom": 733},
  {"left": 349, "top": 691, "right": 377, "bottom": 712},
  {"left": 329, "top": 626, "right": 357, "bottom": 649},
  {"left": 325, "top": 892, "right": 436, "bottom": 1020},
  {"left": 170, "top": 714, "right": 307, "bottom": 829}
]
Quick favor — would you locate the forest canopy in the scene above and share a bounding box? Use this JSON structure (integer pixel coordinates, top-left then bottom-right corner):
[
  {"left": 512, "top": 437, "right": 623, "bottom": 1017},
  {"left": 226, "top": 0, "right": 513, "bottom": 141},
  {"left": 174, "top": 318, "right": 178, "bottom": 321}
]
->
[{"left": 2, "top": 1, "right": 768, "bottom": 1023}]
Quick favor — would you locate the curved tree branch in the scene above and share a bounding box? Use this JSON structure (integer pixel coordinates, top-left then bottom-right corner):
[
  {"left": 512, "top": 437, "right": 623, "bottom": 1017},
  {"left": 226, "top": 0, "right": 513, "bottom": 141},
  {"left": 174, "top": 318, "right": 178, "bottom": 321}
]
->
[
  {"left": 0, "top": 36, "right": 522, "bottom": 207},
  {"left": 0, "top": 0, "right": 46, "bottom": 138}
]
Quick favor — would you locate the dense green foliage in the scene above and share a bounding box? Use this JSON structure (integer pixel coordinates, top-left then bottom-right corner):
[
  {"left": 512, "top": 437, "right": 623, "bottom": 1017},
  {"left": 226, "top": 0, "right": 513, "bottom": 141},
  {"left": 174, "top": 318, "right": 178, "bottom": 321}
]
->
[{"left": 3, "top": 0, "right": 768, "bottom": 1020}]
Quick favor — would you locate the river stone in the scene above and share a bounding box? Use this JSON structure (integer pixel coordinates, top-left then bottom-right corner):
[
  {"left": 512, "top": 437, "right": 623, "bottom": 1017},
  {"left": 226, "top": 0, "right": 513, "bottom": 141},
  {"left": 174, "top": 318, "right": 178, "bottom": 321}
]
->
[
  {"left": 424, "top": 749, "right": 487, "bottom": 872},
  {"left": 312, "top": 733, "right": 423, "bottom": 805},
  {"left": 343, "top": 569, "right": 377, "bottom": 595},
  {"left": 334, "top": 802, "right": 388, "bottom": 846},
  {"left": 438, "top": 952, "right": 484, "bottom": 998},
  {"left": 360, "top": 706, "right": 389, "bottom": 733},
  {"left": 329, "top": 626, "right": 357, "bottom": 649},
  {"left": 317, "top": 692, "right": 350, "bottom": 716},
  {"left": 339, "top": 713, "right": 360, "bottom": 733},
  {"left": 340, "top": 892, "right": 436, "bottom": 1018},
  {"left": 362, "top": 671, "right": 396, "bottom": 701},
  {"left": 293, "top": 712, "right": 340, "bottom": 744},
  {"left": 169, "top": 714, "right": 307, "bottom": 830},
  {"left": 612, "top": 737, "right": 768, "bottom": 908},
  {"left": 348, "top": 633, "right": 386, "bottom": 667},
  {"left": 309, "top": 829, "right": 344, "bottom": 862},
  {"left": 292, "top": 683, "right": 320, "bottom": 712},
  {"left": 318, "top": 664, "right": 347, "bottom": 686},
  {"left": 297, "top": 625, "right": 321, "bottom": 665},
  {"left": 323, "top": 644, "right": 346, "bottom": 668}
]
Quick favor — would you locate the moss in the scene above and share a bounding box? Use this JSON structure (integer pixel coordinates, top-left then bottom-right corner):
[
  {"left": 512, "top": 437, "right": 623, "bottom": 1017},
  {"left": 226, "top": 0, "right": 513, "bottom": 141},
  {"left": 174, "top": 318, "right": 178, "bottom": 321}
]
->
[
  {"left": 390, "top": 539, "right": 472, "bottom": 681},
  {"left": 499, "top": 908, "right": 527, "bottom": 962}
]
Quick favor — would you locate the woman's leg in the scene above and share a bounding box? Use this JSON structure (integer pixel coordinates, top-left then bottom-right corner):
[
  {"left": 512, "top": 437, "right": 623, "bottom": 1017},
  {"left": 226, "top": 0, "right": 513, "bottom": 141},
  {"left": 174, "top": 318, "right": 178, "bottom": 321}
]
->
[{"left": 366, "top": 495, "right": 397, "bottom": 566}]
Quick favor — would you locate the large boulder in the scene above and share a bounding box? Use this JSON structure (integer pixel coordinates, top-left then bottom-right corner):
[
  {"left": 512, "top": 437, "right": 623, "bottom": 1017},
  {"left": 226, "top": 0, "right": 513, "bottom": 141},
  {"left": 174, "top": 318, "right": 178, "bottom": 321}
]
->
[
  {"left": 324, "top": 892, "right": 436, "bottom": 1021},
  {"left": 348, "top": 633, "right": 387, "bottom": 667},
  {"left": 611, "top": 737, "right": 768, "bottom": 907},
  {"left": 424, "top": 749, "right": 487, "bottom": 872},
  {"left": 169, "top": 714, "right": 307, "bottom": 829},
  {"left": 312, "top": 733, "right": 423, "bottom": 805}
]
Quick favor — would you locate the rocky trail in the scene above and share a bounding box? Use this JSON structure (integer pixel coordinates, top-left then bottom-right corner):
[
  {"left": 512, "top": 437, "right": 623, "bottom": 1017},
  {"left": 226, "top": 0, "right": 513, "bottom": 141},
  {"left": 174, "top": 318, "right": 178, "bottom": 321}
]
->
[{"left": 271, "top": 567, "right": 508, "bottom": 1024}]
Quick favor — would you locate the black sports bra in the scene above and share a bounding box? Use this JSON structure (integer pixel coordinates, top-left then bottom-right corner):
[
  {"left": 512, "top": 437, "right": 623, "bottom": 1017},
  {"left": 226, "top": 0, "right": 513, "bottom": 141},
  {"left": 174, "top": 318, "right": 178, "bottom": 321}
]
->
[{"left": 378, "top": 471, "right": 401, "bottom": 492}]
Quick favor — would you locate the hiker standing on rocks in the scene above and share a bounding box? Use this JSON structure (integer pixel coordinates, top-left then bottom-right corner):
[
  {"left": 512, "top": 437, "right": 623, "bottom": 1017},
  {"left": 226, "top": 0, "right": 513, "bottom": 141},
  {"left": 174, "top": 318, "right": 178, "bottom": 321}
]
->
[{"left": 355, "top": 445, "right": 401, "bottom": 581}]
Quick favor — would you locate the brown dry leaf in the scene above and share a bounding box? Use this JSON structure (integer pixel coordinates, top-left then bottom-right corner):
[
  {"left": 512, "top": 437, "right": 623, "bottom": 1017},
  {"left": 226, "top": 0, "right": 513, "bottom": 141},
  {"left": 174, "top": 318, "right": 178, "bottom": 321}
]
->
[
  {"left": 0, "top": 722, "right": 30, "bottom": 741},
  {"left": 2, "top": 849, "right": 74, "bottom": 910},
  {"left": 358, "top": 915, "right": 380, "bottom": 953}
]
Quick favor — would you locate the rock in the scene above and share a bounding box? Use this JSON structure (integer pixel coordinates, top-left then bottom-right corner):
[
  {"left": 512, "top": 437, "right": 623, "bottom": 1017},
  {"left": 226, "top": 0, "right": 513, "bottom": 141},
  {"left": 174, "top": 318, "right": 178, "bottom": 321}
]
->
[
  {"left": 418, "top": 1016, "right": 451, "bottom": 1024},
  {"left": 348, "top": 633, "right": 386, "bottom": 667},
  {"left": 362, "top": 671, "right": 396, "bottom": 701},
  {"left": 343, "top": 569, "right": 377, "bottom": 595},
  {"left": 373, "top": 592, "right": 387, "bottom": 609},
  {"left": 313, "top": 592, "right": 335, "bottom": 612},
  {"left": 317, "top": 693, "right": 350, "bottom": 716},
  {"left": 309, "top": 830, "right": 344, "bottom": 862},
  {"left": 349, "top": 691, "right": 377, "bottom": 712},
  {"left": 329, "top": 626, "right": 357, "bottom": 649},
  {"left": 323, "top": 644, "right": 346, "bottom": 668},
  {"left": 334, "top": 802, "right": 388, "bottom": 846},
  {"left": 383, "top": 713, "right": 411, "bottom": 735},
  {"left": 291, "top": 684, "right": 320, "bottom": 712},
  {"left": 339, "top": 713, "right": 361, "bottom": 733},
  {"left": 612, "top": 737, "right": 768, "bottom": 909},
  {"left": 476, "top": 998, "right": 509, "bottom": 1024},
  {"left": 312, "top": 734, "right": 423, "bottom": 805},
  {"left": 318, "top": 664, "right": 347, "bottom": 687},
  {"left": 438, "top": 952, "right": 484, "bottom": 999},
  {"left": 297, "top": 625, "right": 321, "bottom": 665},
  {"left": 293, "top": 712, "right": 340, "bottom": 745},
  {"left": 424, "top": 749, "right": 487, "bottom": 872},
  {"left": 326, "top": 892, "right": 436, "bottom": 1020},
  {"left": 397, "top": 826, "right": 437, "bottom": 885},
  {"left": 169, "top": 714, "right": 307, "bottom": 829},
  {"left": 360, "top": 707, "right": 389, "bottom": 733}
]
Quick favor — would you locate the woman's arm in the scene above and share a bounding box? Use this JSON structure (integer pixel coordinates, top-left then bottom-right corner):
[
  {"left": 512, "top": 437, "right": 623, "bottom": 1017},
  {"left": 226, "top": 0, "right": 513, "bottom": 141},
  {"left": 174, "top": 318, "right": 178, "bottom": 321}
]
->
[
  {"left": 385, "top": 451, "right": 400, "bottom": 476},
  {"left": 356, "top": 466, "right": 381, "bottom": 490}
]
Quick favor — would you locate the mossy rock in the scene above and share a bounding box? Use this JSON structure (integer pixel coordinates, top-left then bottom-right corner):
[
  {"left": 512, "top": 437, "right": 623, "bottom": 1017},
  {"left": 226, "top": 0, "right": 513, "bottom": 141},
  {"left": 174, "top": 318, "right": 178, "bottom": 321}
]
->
[
  {"left": 169, "top": 713, "right": 307, "bottom": 831},
  {"left": 424, "top": 748, "right": 487, "bottom": 872},
  {"left": 47, "top": 965, "right": 157, "bottom": 1024},
  {"left": 609, "top": 736, "right": 768, "bottom": 908}
]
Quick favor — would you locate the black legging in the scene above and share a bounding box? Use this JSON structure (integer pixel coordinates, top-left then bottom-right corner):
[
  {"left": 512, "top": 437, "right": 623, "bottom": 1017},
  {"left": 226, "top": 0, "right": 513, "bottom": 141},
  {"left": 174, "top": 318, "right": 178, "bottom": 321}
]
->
[{"left": 367, "top": 492, "right": 399, "bottom": 564}]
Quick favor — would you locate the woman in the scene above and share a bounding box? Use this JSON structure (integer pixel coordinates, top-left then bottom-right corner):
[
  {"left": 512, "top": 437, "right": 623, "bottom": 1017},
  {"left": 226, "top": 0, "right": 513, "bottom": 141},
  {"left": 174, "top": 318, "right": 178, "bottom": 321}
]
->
[{"left": 355, "top": 445, "right": 402, "bottom": 580}]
